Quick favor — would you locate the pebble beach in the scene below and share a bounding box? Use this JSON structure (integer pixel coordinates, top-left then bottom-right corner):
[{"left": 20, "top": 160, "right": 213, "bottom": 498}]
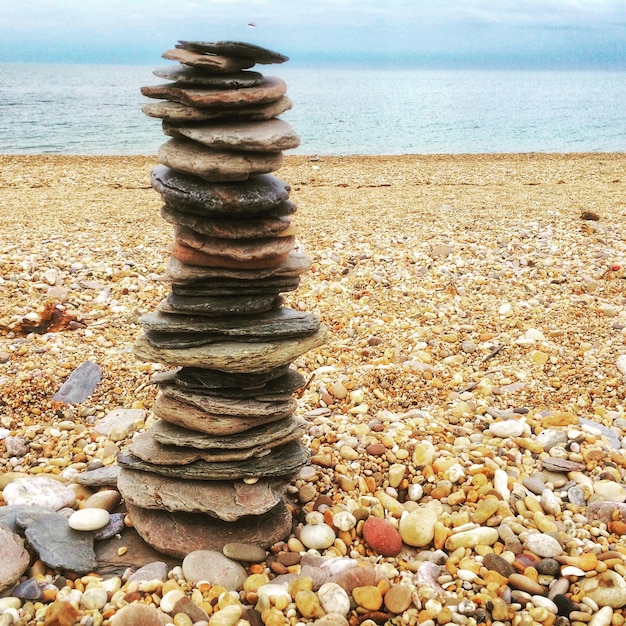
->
[{"left": 1, "top": 151, "right": 626, "bottom": 625}]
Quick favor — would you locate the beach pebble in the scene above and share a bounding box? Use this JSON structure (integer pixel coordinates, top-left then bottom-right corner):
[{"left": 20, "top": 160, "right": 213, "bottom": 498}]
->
[
  {"left": 296, "top": 590, "right": 324, "bottom": 619},
  {"left": 489, "top": 420, "right": 524, "bottom": 438},
  {"left": 68, "top": 508, "right": 110, "bottom": 531},
  {"left": 318, "top": 582, "right": 350, "bottom": 616},
  {"left": 111, "top": 602, "right": 164, "bottom": 625},
  {"left": 80, "top": 587, "right": 108, "bottom": 610},
  {"left": 160, "top": 589, "right": 186, "bottom": 614},
  {"left": 362, "top": 516, "right": 402, "bottom": 556},
  {"left": 222, "top": 542, "right": 267, "bottom": 563},
  {"left": 93, "top": 512, "right": 125, "bottom": 540},
  {"left": 483, "top": 553, "right": 516, "bottom": 578},
  {"left": 579, "top": 571, "right": 626, "bottom": 608},
  {"left": 83, "top": 489, "right": 122, "bottom": 511},
  {"left": 182, "top": 550, "right": 246, "bottom": 589},
  {"left": 352, "top": 585, "right": 383, "bottom": 611},
  {"left": 444, "top": 527, "right": 499, "bottom": 550},
  {"left": 399, "top": 507, "right": 438, "bottom": 547},
  {"left": 332, "top": 511, "right": 356, "bottom": 532},
  {"left": 384, "top": 584, "right": 413, "bottom": 614},
  {"left": 524, "top": 533, "right": 562, "bottom": 558},
  {"left": 44, "top": 601, "right": 80, "bottom": 626},
  {"left": 592, "top": 480, "right": 626, "bottom": 502},
  {"left": 3, "top": 476, "right": 76, "bottom": 510},
  {"left": 589, "top": 606, "right": 614, "bottom": 626},
  {"left": 300, "top": 522, "right": 336, "bottom": 550},
  {"left": 0, "top": 524, "right": 30, "bottom": 592}
]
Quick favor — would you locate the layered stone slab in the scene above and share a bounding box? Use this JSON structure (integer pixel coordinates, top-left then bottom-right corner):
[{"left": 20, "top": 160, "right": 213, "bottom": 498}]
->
[
  {"left": 151, "top": 166, "right": 290, "bottom": 214},
  {"left": 169, "top": 276, "right": 299, "bottom": 297},
  {"left": 126, "top": 501, "right": 292, "bottom": 557},
  {"left": 153, "top": 67, "right": 264, "bottom": 88},
  {"left": 118, "top": 469, "right": 287, "bottom": 520},
  {"left": 142, "top": 97, "right": 293, "bottom": 122},
  {"left": 170, "top": 242, "right": 290, "bottom": 268},
  {"left": 139, "top": 308, "right": 321, "bottom": 347},
  {"left": 141, "top": 77, "right": 287, "bottom": 108},
  {"left": 163, "top": 119, "right": 300, "bottom": 152},
  {"left": 162, "top": 48, "right": 254, "bottom": 71},
  {"left": 161, "top": 364, "right": 292, "bottom": 391},
  {"left": 176, "top": 40, "right": 289, "bottom": 65},
  {"left": 118, "top": 439, "right": 309, "bottom": 480},
  {"left": 156, "top": 292, "right": 281, "bottom": 316},
  {"left": 133, "top": 325, "right": 327, "bottom": 372},
  {"left": 158, "top": 138, "right": 283, "bottom": 182},
  {"left": 160, "top": 203, "right": 295, "bottom": 239}
]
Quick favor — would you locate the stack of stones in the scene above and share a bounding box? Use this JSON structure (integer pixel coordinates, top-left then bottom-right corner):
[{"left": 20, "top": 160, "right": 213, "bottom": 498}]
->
[{"left": 117, "top": 40, "right": 327, "bottom": 558}]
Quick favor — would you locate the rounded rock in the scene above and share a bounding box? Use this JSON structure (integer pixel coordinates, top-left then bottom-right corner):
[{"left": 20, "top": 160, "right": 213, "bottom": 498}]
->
[
  {"left": 399, "top": 507, "right": 438, "bottom": 547},
  {"left": 222, "top": 542, "right": 267, "bottom": 563},
  {"left": 384, "top": 584, "right": 413, "bottom": 614},
  {"left": 318, "top": 582, "right": 350, "bottom": 616},
  {"left": 300, "top": 522, "right": 336, "bottom": 550},
  {"left": 523, "top": 533, "right": 563, "bottom": 558},
  {"left": 80, "top": 587, "right": 108, "bottom": 611},
  {"left": 68, "top": 508, "right": 110, "bottom": 531},
  {"left": 362, "top": 516, "right": 403, "bottom": 556},
  {"left": 182, "top": 550, "right": 246, "bottom": 590}
]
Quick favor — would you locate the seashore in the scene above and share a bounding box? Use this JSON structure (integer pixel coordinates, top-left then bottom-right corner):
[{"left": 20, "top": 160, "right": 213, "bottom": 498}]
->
[{"left": 0, "top": 152, "right": 626, "bottom": 624}]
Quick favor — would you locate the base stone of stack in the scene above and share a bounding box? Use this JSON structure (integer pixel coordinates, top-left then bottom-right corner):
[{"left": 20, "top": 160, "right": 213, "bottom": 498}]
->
[{"left": 126, "top": 501, "right": 292, "bottom": 558}]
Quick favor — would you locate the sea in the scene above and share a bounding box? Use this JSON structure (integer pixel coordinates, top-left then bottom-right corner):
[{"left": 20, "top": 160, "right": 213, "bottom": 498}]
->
[{"left": 0, "top": 63, "right": 624, "bottom": 155}]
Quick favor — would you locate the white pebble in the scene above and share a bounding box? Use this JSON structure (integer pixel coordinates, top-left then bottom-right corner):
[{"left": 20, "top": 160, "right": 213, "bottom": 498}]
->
[
  {"left": 68, "top": 508, "right": 110, "bottom": 531},
  {"left": 318, "top": 582, "right": 351, "bottom": 616},
  {"left": 159, "top": 589, "right": 185, "bottom": 613}
]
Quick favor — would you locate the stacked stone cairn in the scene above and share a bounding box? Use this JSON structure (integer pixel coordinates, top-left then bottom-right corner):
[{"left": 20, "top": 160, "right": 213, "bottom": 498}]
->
[{"left": 117, "top": 40, "right": 327, "bottom": 558}]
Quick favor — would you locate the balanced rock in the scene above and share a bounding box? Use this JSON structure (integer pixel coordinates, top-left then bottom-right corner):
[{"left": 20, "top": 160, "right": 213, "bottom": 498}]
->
[
  {"left": 158, "top": 138, "right": 283, "bottom": 182},
  {"left": 176, "top": 40, "right": 289, "bottom": 65},
  {"left": 170, "top": 275, "right": 300, "bottom": 297},
  {"left": 118, "top": 468, "right": 286, "bottom": 520},
  {"left": 127, "top": 501, "right": 293, "bottom": 557},
  {"left": 153, "top": 67, "right": 264, "bottom": 88},
  {"left": 162, "top": 48, "right": 254, "bottom": 71},
  {"left": 164, "top": 118, "right": 300, "bottom": 152},
  {"left": 157, "top": 292, "right": 280, "bottom": 316}
]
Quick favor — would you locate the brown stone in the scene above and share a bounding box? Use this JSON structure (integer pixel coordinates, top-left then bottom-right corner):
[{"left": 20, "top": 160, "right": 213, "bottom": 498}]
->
[
  {"left": 126, "top": 501, "right": 293, "bottom": 558},
  {"left": 0, "top": 523, "right": 30, "bottom": 591},
  {"left": 153, "top": 66, "right": 264, "bottom": 88},
  {"left": 44, "top": 600, "right": 80, "bottom": 626},
  {"left": 118, "top": 468, "right": 287, "bottom": 520},
  {"left": 158, "top": 138, "right": 284, "bottom": 182},
  {"left": 161, "top": 48, "right": 254, "bottom": 71}
]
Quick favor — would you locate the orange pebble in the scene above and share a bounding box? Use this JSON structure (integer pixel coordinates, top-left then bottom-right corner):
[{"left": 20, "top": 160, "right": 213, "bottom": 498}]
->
[{"left": 249, "top": 563, "right": 265, "bottom": 575}]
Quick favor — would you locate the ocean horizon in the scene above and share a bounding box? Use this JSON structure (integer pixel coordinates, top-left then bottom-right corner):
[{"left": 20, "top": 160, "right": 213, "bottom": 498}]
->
[{"left": 0, "top": 63, "right": 624, "bottom": 155}]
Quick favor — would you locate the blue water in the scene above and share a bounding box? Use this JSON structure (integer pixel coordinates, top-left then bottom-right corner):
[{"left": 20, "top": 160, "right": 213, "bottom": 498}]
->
[{"left": 0, "top": 63, "right": 624, "bottom": 154}]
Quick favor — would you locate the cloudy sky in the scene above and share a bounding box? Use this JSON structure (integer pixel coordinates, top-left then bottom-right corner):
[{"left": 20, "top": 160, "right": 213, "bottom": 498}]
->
[{"left": 1, "top": 0, "right": 625, "bottom": 69}]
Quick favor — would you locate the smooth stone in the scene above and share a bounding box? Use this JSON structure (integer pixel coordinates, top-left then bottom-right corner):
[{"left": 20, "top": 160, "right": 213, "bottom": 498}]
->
[
  {"left": 384, "top": 584, "right": 413, "bottom": 614},
  {"left": 536, "top": 558, "right": 562, "bottom": 578},
  {"left": 150, "top": 416, "right": 301, "bottom": 450},
  {"left": 523, "top": 533, "right": 563, "bottom": 558},
  {"left": 541, "top": 457, "right": 585, "bottom": 472},
  {"left": 170, "top": 241, "right": 289, "bottom": 269},
  {"left": 24, "top": 517, "right": 97, "bottom": 573},
  {"left": 223, "top": 542, "right": 267, "bottom": 563},
  {"left": 361, "top": 516, "right": 403, "bottom": 557},
  {"left": 300, "top": 522, "right": 336, "bottom": 550},
  {"left": 580, "top": 417, "right": 622, "bottom": 449},
  {"left": 176, "top": 40, "right": 289, "bottom": 64},
  {"left": 352, "top": 586, "right": 383, "bottom": 611},
  {"left": 508, "top": 573, "right": 546, "bottom": 595},
  {"left": 151, "top": 165, "right": 290, "bottom": 214},
  {"left": 483, "top": 552, "right": 516, "bottom": 578},
  {"left": 94, "top": 409, "right": 146, "bottom": 439},
  {"left": 160, "top": 203, "right": 293, "bottom": 239},
  {"left": 174, "top": 225, "right": 295, "bottom": 262},
  {"left": 399, "top": 507, "right": 438, "bottom": 547},
  {"left": 472, "top": 498, "right": 501, "bottom": 524},
  {"left": 165, "top": 251, "right": 310, "bottom": 283},
  {"left": 158, "top": 291, "right": 281, "bottom": 314},
  {"left": 153, "top": 67, "right": 264, "bottom": 87},
  {"left": 522, "top": 476, "right": 546, "bottom": 494},
  {"left": 52, "top": 360, "right": 102, "bottom": 403},
  {"left": 93, "top": 512, "right": 126, "bottom": 541},
  {"left": 317, "top": 582, "right": 350, "bottom": 616},
  {"left": 126, "top": 561, "right": 169, "bottom": 583},
  {"left": 589, "top": 606, "right": 615, "bottom": 626},
  {"left": 162, "top": 47, "right": 254, "bottom": 70},
  {"left": 12, "top": 577, "right": 45, "bottom": 600},
  {"left": 133, "top": 325, "right": 328, "bottom": 372},
  {"left": 588, "top": 501, "right": 626, "bottom": 524},
  {"left": 68, "top": 508, "right": 110, "bottom": 531},
  {"left": 535, "top": 429, "right": 568, "bottom": 452},
  {"left": 172, "top": 596, "right": 210, "bottom": 623},
  {"left": 44, "top": 601, "right": 81, "bottom": 626},
  {"left": 4, "top": 506, "right": 61, "bottom": 533},
  {"left": 444, "top": 527, "right": 500, "bottom": 551},
  {"left": 149, "top": 392, "right": 293, "bottom": 435},
  {"left": 143, "top": 96, "right": 293, "bottom": 123},
  {"left": 157, "top": 139, "right": 283, "bottom": 182},
  {"left": 489, "top": 420, "right": 525, "bottom": 438},
  {"left": 568, "top": 485, "right": 587, "bottom": 506},
  {"left": 81, "top": 587, "right": 108, "bottom": 610},
  {"left": 0, "top": 524, "right": 29, "bottom": 592},
  {"left": 3, "top": 476, "right": 76, "bottom": 510},
  {"left": 592, "top": 480, "right": 626, "bottom": 502},
  {"left": 210, "top": 605, "right": 243, "bottom": 626},
  {"left": 73, "top": 465, "right": 120, "bottom": 487},
  {"left": 83, "top": 489, "right": 122, "bottom": 512},
  {"left": 164, "top": 118, "right": 300, "bottom": 152},
  {"left": 110, "top": 602, "right": 165, "bottom": 626},
  {"left": 579, "top": 570, "right": 626, "bottom": 608},
  {"left": 118, "top": 469, "right": 287, "bottom": 521},
  {"left": 327, "top": 566, "right": 377, "bottom": 594},
  {"left": 117, "top": 439, "right": 309, "bottom": 481}
]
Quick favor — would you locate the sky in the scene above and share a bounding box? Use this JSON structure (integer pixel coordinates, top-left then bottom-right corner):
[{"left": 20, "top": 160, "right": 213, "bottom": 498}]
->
[{"left": 1, "top": 0, "right": 625, "bottom": 69}]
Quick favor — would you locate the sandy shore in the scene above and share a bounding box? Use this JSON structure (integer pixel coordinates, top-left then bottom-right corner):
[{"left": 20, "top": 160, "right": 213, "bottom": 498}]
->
[{"left": 1, "top": 152, "right": 626, "bottom": 623}]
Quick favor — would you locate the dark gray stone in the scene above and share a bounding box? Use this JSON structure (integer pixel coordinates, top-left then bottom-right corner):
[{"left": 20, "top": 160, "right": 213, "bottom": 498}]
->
[
  {"left": 12, "top": 577, "right": 46, "bottom": 600},
  {"left": 127, "top": 500, "right": 292, "bottom": 558},
  {"left": 170, "top": 276, "right": 300, "bottom": 297},
  {"left": 150, "top": 166, "right": 290, "bottom": 215},
  {"left": 53, "top": 360, "right": 102, "bottom": 404},
  {"left": 142, "top": 96, "right": 292, "bottom": 123},
  {"left": 176, "top": 40, "right": 289, "bottom": 65},
  {"left": 24, "top": 517, "right": 97, "bottom": 573},
  {"left": 73, "top": 465, "right": 121, "bottom": 488},
  {"left": 151, "top": 417, "right": 302, "bottom": 450},
  {"left": 163, "top": 364, "right": 291, "bottom": 390},
  {"left": 117, "top": 439, "right": 310, "bottom": 480},
  {"left": 0, "top": 505, "right": 55, "bottom": 534},
  {"left": 93, "top": 513, "right": 126, "bottom": 541},
  {"left": 157, "top": 292, "right": 281, "bottom": 316},
  {"left": 153, "top": 67, "right": 264, "bottom": 88},
  {"left": 139, "top": 307, "right": 321, "bottom": 347}
]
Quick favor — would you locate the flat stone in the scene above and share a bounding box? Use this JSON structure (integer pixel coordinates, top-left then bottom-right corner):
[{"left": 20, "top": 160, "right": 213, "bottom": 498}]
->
[
  {"left": 3, "top": 476, "right": 76, "bottom": 510},
  {"left": 162, "top": 48, "right": 254, "bottom": 71},
  {"left": 109, "top": 602, "right": 165, "bottom": 626},
  {"left": 133, "top": 325, "right": 327, "bottom": 372},
  {"left": 170, "top": 275, "right": 300, "bottom": 297},
  {"left": 0, "top": 505, "right": 54, "bottom": 533},
  {"left": 158, "top": 138, "right": 283, "bottom": 182},
  {"left": 177, "top": 40, "right": 289, "bottom": 65},
  {"left": 93, "top": 512, "right": 126, "bottom": 541},
  {"left": 157, "top": 292, "right": 281, "bottom": 316},
  {"left": 541, "top": 457, "right": 586, "bottom": 472},
  {"left": 162, "top": 364, "right": 291, "bottom": 391},
  {"left": 0, "top": 523, "right": 29, "bottom": 592},
  {"left": 182, "top": 549, "right": 247, "bottom": 589},
  {"left": 126, "top": 561, "right": 169, "bottom": 583},
  {"left": 174, "top": 225, "right": 295, "bottom": 262},
  {"left": 153, "top": 67, "right": 264, "bottom": 87},
  {"left": 24, "top": 516, "right": 97, "bottom": 573},
  {"left": 222, "top": 543, "right": 267, "bottom": 563},
  {"left": 151, "top": 166, "right": 290, "bottom": 215},
  {"left": 53, "top": 360, "right": 102, "bottom": 404},
  {"left": 129, "top": 426, "right": 301, "bottom": 464},
  {"left": 142, "top": 76, "right": 287, "bottom": 108},
  {"left": 164, "top": 119, "right": 300, "bottom": 152},
  {"left": 127, "top": 500, "right": 292, "bottom": 558},
  {"left": 142, "top": 96, "right": 293, "bottom": 123},
  {"left": 160, "top": 203, "right": 294, "bottom": 239},
  {"left": 73, "top": 465, "right": 121, "bottom": 488},
  {"left": 118, "top": 469, "right": 286, "bottom": 520},
  {"left": 140, "top": 307, "right": 320, "bottom": 347},
  {"left": 118, "top": 439, "right": 309, "bottom": 481},
  {"left": 579, "top": 570, "right": 626, "bottom": 608},
  {"left": 150, "top": 417, "right": 302, "bottom": 450},
  {"left": 94, "top": 408, "right": 146, "bottom": 438}
]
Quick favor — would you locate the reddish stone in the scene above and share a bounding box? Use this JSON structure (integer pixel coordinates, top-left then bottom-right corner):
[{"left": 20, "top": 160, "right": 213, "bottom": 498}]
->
[
  {"left": 366, "top": 443, "right": 387, "bottom": 456},
  {"left": 362, "top": 516, "right": 403, "bottom": 557},
  {"left": 44, "top": 601, "right": 79, "bottom": 626},
  {"left": 171, "top": 242, "right": 289, "bottom": 269}
]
